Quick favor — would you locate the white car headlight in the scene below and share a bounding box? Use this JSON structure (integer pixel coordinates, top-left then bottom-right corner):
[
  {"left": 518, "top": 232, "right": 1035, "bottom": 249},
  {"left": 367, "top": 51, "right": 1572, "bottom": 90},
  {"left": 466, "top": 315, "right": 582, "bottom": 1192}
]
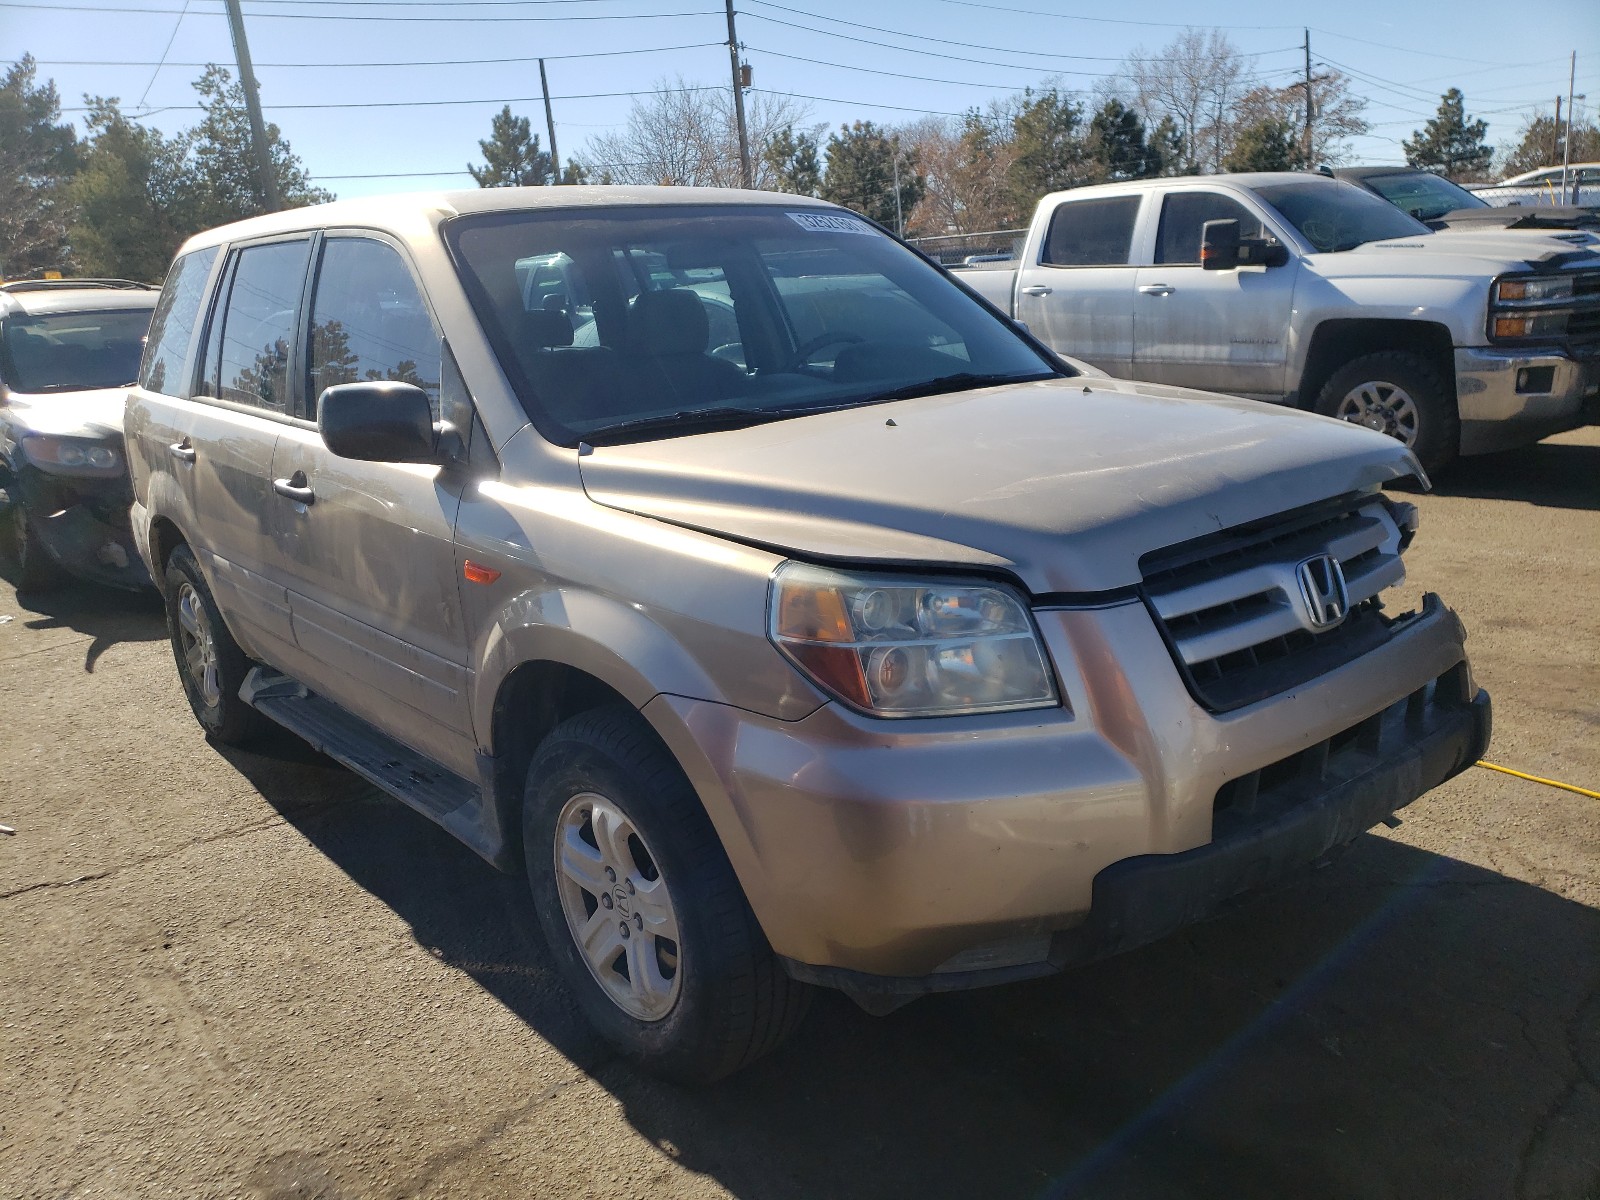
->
[{"left": 769, "top": 561, "right": 1060, "bottom": 717}]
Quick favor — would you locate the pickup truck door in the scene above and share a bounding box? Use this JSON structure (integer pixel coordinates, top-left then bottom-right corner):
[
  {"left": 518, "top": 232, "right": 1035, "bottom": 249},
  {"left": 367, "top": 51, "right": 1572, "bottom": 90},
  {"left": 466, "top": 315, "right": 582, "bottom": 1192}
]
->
[
  {"left": 1014, "top": 193, "right": 1143, "bottom": 376},
  {"left": 1131, "top": 189, "right": 1300, "bottom": 400},
  {"left": 266, "top": 234, "right": 478, "bottom": 779}
]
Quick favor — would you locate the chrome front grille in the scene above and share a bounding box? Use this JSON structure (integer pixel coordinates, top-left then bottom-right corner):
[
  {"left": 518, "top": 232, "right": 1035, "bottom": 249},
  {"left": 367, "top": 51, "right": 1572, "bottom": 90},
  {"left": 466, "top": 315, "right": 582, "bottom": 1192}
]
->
[{"left": 1141, "top": 493, "right": 1414, "bottom": 712}]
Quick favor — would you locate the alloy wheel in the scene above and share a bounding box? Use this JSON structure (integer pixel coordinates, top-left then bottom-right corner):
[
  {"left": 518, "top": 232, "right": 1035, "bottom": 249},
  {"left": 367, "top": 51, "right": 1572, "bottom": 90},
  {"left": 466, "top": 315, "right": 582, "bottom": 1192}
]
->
[
  {"left": 553, "top": 791, "right": 683, "bottom": 1021},
  {"left": 1334, "top": 379, "right": 1421, "bottom": 446},
  {"left": 175, "top": 580, "right": 222, "bottom": 709}
]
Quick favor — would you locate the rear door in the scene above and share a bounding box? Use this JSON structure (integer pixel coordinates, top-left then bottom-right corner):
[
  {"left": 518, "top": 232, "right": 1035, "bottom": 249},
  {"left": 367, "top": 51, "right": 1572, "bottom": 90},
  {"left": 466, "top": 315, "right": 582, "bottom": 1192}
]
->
[
  {"left": 1132, "top": 188, "right": 1300, "bottom": 400},
  {"left": 1014, "top": 193, "right": 1143, "bottom": 375},
  {"left": 267, "top": 233, "right": 478, "bottom": 778}
]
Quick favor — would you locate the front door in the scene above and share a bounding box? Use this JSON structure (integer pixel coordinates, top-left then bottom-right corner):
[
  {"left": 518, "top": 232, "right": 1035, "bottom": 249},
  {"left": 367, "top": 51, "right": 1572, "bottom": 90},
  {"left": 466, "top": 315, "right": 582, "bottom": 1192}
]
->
[
  {"left": 267, "top": 234, "right": 477, "bottom": 777},
  {"left": 1131, "top": 189, "right": 1300, "bottom": 400}
]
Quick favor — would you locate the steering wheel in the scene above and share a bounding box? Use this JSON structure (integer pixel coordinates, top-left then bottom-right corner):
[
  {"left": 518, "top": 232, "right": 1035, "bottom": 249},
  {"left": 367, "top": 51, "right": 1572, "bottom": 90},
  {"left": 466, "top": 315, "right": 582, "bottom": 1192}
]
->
[{"left": 786, "top": 331, "right": 864, "bottom": 373}]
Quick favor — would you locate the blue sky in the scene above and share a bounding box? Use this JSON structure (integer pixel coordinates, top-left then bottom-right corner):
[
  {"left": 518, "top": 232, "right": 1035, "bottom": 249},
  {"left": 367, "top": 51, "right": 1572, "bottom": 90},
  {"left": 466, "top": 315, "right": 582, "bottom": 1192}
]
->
[{"left": 8, "top": 0, "right": 1598, "bottom": 199}]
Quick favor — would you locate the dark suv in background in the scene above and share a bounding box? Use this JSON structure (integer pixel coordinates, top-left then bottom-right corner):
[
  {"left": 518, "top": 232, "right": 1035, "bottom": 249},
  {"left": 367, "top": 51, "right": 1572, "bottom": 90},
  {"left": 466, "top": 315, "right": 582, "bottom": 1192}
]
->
[{"left": 0, "top": 279, "right": 158, "bottom": 590}]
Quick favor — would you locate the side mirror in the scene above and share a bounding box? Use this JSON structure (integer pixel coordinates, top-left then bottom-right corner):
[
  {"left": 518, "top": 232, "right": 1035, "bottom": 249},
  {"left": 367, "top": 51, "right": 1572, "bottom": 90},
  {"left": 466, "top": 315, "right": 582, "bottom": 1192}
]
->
[
  {"left": 1200, "top": 219, "right": 1241, "bottom": 271},
  {"left": 318, "top": 381, "right": 438, "bottom": 463}
]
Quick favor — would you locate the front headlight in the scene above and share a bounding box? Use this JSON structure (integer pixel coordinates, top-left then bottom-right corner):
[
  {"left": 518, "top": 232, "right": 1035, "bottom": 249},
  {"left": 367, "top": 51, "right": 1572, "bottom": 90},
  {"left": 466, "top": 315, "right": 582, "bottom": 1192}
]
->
[
  {"left": 769, "top": 561, "right": 1060, "bottom": 717},
  {"left": 20, "top": 434, "right": 124, "bottom": 476},
  {"left": 1494, "top": 274, "right": 1574, "bottom": 303}
]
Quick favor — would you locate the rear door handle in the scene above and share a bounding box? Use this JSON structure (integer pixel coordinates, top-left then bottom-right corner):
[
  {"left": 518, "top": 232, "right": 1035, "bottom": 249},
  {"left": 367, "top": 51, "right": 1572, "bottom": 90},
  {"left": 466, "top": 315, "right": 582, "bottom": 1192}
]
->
[
  {"left": 1138, "top": 283, "right": 1175, "bottom": 296},
  {"left": 1020, "top": 285, "right": 1053, "bottom": 297},
  {"left": 272, "top": 471, "right": 315, "bottom": 506},
  {"left": 169, "top": 439, "right": 196, "bottom": 462}
]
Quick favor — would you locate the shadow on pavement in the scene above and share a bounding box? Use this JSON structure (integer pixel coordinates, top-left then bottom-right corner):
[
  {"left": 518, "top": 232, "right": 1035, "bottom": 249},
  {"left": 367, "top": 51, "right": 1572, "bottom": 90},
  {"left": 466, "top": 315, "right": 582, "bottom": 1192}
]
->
[
  {"left": 1436, "top": 437, "right": 1600, "bottom": 511},
  {"left": 1, "top": 575, "right": 166, "bottom": 671},
  {"left": 215, "top": 744, "right": 1600, "bottom": 1200}
]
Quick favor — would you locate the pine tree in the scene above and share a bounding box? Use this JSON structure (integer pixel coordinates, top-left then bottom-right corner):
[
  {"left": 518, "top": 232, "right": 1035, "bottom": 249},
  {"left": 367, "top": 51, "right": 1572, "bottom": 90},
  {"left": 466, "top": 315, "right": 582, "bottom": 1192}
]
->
[
  {"left": 469, "top": 106, "right": 552, "bottom": 187},
  {"left": 820, "top": 122, "right": 923, "bottom": 230},
  {"left": 763, "top": 125, "right": 823, "bottom": 197},
  {"left": 1403, "top": 89, "right": 1493, "bottom": 182},
  {"left": 1086, "top": 100, "right": 1161, "bottom": 182},
  {"left": 1007, "top": 88, "right": 1089, "bottom": 208},
  {"left": 0, "top": 55, "right": 79, "bottom": 277},
  {"left": 69, "top": 98, "right": 191, "bottom": 281},
  {"left": 1224, "top": 117, "right": 1307, "bottom": 172}
]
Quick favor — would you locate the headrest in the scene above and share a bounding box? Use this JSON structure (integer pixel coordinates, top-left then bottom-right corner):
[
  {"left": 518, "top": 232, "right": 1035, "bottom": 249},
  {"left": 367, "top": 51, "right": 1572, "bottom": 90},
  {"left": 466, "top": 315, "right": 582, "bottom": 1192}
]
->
[
  {"left": 630, "top": 289, "right": 709, "bottom": 356},
  {"left": 519, "top": 307, "right": 573, "bottom": 349}
]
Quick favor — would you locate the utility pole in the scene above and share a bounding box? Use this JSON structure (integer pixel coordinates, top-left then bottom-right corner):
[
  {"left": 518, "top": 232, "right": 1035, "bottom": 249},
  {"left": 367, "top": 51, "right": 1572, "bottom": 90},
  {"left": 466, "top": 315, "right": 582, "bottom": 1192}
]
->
[
  {"left": 1561, "top": 52, "right": 1577, "bottom": 203},
  {"left": 222, "top": 0, "right": 279, "bottom": 212},
  {"left": 1554, "top": 95, "right": 1563, "bottom": 166},
  {"left": 1303, "top": 29, "right": 1314, "bottom": 165},
  {"left": 725, "top": 0, "right": 752, "bottom": 188},
  {"left": 539, "top": 58, "right": 561, "bottom": 185},
  {"left": 891, "top": 148, "right": 903, "bottom": 237}
]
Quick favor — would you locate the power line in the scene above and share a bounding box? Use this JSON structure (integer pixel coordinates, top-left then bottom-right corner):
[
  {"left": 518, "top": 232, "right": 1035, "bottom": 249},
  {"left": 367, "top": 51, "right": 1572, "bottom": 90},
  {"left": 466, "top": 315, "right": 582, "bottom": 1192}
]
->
[
  {"left": 927, "top": 0, "right": 1302, "bottom": 32},
  {"left": 757, "top": 87, "right": 964, "bottom": 118},
  {"left": 63, "top": 84, "right": 729, "bottom": 113},
  {"left": 135, "top": 0, "right": 189, "bottom": 109},
  {"left": 22, "top": 43, "right": 725, "bottom": 69},
  {"left": 0, "top": 1, "right": 720, "bottom": 20},
  {"left": 748, "top": 43, "right": 1108, "bottom": 88}
]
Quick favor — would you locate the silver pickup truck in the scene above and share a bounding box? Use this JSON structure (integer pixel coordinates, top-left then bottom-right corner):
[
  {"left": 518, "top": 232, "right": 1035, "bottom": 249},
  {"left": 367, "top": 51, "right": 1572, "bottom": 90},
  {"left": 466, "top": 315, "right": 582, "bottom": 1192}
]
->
[
  {"left": 957, "top": 172, "right": 1600, "bottom": 475},
  {"left": 128, "top": 187, "right": 1489, "bottom": 1081}
]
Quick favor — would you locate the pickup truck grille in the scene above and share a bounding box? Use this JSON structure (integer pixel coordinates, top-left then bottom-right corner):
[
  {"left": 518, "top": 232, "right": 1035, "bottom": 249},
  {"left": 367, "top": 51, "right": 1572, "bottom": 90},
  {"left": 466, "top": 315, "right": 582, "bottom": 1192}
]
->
[{"left": 1140, "top": 493, "right": 1413, "bottom": 713}]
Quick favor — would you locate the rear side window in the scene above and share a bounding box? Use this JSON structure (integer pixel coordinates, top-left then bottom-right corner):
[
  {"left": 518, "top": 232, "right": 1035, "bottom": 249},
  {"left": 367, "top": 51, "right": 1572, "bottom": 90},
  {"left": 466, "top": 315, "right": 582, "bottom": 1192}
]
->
[
  {"left": 199, "top": 239, "right": 312, "bottom": 413},
  {"left": 307, "top": 238, "right": 441, "bottom": 419},
  {"left": 1042, "top": 196, "right": 1140, "bottom": 267},
  {"left": 140, "top": 246, "right": 218, "bottom": 396},
  {"left": 1155, "top": 192, "right": 1264, "bottom": 265}
]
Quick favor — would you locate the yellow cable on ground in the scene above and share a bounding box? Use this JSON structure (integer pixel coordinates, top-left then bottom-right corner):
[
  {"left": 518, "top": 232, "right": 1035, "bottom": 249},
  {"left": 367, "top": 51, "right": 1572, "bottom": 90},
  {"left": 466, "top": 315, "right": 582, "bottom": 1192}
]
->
[{"left": 1475, "top": 761, "right": 1600, "bottom": 800}]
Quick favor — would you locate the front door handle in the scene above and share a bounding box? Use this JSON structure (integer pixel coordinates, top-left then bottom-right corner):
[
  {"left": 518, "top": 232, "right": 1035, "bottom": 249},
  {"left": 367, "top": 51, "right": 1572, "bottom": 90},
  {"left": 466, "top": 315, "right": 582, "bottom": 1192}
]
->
[
  {"left": 272, "top": 470, "right": 315, "bottom": 506},
  {"left": 1138, "top": 283, "right": 1175, "bottom": 296},
  {"left": 169, "top": 439, "right": 196, "bottom": 462},
  {"left": 1020, "top": 285, "right": 1053, "bottom": 297}
]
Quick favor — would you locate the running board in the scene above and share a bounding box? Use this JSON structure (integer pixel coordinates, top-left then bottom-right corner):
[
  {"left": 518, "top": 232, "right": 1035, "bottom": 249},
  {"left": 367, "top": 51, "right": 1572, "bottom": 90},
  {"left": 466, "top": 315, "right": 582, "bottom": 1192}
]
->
[{"left": 240, "top": 667, "right": 513, "bottom": 869}]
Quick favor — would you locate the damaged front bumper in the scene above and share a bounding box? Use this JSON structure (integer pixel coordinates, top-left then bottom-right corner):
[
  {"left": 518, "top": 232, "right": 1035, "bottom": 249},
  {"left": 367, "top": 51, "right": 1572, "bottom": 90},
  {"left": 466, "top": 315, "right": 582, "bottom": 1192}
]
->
[{"left": 2, "top": 467, "right": 153, "bottom": 590}]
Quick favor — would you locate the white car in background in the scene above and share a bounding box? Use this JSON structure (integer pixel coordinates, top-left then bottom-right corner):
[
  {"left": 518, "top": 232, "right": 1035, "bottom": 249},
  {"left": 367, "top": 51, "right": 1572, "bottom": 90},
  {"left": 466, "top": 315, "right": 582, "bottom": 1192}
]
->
[{"left": 1471, "top": 163, "right": 1600, "bottom": 207}]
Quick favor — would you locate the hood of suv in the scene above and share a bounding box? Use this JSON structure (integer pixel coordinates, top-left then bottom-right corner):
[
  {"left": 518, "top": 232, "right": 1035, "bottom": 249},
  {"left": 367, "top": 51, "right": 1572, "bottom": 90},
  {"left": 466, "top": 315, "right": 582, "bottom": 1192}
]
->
[
  {"left": 579, "top": 378, "right": 1416, "bottom": 594},
  {"left": 3, "top": 386, "right": 128, "bottom": 439}
]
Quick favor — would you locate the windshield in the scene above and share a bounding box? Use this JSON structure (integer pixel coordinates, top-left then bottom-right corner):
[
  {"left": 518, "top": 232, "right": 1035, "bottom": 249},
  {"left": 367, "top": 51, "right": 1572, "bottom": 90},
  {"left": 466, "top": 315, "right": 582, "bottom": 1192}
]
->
[
  {"left": 1253, "top": 180, "right": 1430, "bottom": 252},
  {"left": 1, "top": 307, "right": 153, "bottom": 394},
  {"left": 1362, "top": 171, "right": 1487, "bottom": 221},
  {"left": 445, "top": 205, "right": 1061, "bottom": 444}
]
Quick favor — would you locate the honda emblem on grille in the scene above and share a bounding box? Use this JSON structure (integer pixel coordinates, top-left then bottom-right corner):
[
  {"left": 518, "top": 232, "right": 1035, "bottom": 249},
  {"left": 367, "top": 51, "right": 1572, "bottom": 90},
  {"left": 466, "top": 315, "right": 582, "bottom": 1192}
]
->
[{"left": 1295, "top": 554, "right": 1349, "bottom": 630}]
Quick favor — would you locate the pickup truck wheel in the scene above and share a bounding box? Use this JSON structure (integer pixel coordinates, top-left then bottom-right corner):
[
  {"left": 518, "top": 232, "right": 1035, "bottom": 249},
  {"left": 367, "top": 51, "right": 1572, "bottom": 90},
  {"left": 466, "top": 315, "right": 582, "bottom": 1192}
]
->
[
  {"left": 1315, "top": 351, "right": 1457, "bottom": 475},
  {"left": 163, "top": 545, "right": 266, "bottom": 746},
  {"left": 3, "top": 501, "right": 69, "bottom": 592},
  {"left": 523, "top": 704, "right": 811, "bottom": 1083}
]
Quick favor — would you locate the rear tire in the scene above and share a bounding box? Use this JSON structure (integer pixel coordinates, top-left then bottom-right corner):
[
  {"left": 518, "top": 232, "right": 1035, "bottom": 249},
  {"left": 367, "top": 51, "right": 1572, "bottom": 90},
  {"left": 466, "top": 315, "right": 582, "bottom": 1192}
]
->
[
  {"left": 163, "top": 544, "right": 267, "bottom": 746},
  {"left": 523, "top": 704, "right": 811, "bottom": 1083},
  {"left": 1315, "top": 350, "right": 1457, "bottom": 477}
]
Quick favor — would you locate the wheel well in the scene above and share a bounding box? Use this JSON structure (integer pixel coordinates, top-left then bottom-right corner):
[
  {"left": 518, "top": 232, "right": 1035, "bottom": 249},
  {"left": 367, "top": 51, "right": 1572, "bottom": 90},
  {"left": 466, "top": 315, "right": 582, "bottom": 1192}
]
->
[
  {"left": 147, "top": 516, "right": 186, "bottom": 591},
  {"left": 488, "top": 662, "right": 636, "bottom": 861},
  {"left": 1298, "top": 320, "right": 1454, "bottom": 410}
]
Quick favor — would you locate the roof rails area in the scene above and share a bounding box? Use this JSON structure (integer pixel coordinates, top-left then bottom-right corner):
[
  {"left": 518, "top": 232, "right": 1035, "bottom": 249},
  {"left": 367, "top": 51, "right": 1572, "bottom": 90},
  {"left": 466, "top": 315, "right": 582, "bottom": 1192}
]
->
[{"left": 0, "top": 278, "right": 158, "bottom": 293}]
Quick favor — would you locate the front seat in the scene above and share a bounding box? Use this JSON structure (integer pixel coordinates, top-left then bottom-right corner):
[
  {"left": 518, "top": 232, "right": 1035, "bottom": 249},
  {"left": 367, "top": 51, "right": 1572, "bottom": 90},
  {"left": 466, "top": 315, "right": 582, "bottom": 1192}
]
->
[{"left": 627, "top": 289, "right": 747, "bottom": 405}]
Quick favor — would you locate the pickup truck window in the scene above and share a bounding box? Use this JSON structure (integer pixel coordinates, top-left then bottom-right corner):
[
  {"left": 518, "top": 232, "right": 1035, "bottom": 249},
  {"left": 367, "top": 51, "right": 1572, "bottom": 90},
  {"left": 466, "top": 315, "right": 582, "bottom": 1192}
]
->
[
  {"left": 446, "top": 204, "right": 1060, "bottom": 445},
  {"left": 1253, "top": 180, "right": 1426, "bottom": 253},
  {"left": 307, "top": 238, "right": 442, "bottom": 420},
  {"left": 141, "top": 246, "right": 218, "bottom": 397},
  {"left": 199, "top": 239, "right": 313, "bottom": 414},
  {"left": 1155, "top": 193, "right": 1264, "bottom": 265},
  {"left": 1042, "top": 196, "right": 1140, "bottom": 267}
]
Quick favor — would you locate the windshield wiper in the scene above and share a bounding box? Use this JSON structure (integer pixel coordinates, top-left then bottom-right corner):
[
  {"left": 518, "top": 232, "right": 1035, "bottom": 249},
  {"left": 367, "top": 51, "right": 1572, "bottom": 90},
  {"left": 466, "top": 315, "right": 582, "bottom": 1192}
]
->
[
  {"left": 583, "top": 405, "right": 800, "bottom": 445},
  {"left": 853, "top": 370, "right": 1056, "bottom": 405}
]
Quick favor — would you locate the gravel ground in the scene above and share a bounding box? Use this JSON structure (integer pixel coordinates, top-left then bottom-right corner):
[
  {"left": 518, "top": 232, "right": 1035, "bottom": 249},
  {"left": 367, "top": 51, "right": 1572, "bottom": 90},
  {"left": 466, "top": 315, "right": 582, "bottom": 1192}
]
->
[{"left": 2, "top": 427, "right": 1596, "bottom": 1200}]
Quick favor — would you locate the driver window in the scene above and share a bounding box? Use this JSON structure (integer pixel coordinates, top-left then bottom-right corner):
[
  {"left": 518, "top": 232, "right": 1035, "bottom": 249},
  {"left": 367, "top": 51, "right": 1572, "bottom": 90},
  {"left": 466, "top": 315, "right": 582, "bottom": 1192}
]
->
[
  {"left": 1155, "top": 193, "right": 1265, "bottom": 265},
  {"left": 307, "top": 238, "right": 441, "bottom": 420}
]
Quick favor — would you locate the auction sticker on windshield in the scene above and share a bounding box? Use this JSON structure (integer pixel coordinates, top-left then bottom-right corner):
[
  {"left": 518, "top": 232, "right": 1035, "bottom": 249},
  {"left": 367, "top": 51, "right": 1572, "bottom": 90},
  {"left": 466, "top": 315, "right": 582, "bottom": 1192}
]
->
[{"left": 786, "top": 212, "right": 877, "bottom": 235}]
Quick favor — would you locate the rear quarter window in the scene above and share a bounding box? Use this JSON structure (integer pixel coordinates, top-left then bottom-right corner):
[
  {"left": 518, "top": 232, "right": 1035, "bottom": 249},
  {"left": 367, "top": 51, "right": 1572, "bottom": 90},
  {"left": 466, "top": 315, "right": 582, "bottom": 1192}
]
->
[{"left": 140, "top": 247, "right": 219, "bottom": 396}]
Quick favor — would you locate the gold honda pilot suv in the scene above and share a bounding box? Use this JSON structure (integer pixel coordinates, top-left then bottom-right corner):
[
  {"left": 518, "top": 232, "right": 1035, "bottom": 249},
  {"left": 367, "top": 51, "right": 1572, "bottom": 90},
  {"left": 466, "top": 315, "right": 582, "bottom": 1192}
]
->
[{"left": 127, "top": 188, "right": 1490, "bottom": 1081}]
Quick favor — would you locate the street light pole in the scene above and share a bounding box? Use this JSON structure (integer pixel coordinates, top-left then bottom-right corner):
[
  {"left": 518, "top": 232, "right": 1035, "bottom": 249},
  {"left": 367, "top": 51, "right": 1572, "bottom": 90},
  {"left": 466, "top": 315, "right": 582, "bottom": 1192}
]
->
[{"left": 1561, "top": 51, "right": 1577, "bottom": 203}]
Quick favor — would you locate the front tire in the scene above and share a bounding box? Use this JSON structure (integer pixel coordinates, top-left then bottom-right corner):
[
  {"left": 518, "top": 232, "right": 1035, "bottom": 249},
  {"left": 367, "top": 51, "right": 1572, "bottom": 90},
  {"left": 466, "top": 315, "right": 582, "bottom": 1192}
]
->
[
  {"left": 163, "top": 544, "right": 266, "bottom": 746},
  {"left": 1315, "top": 350, "right": 1458, "bottom": 476},
  {"left": 524, "top": 705, "right": 811, "bottom": 1083}
]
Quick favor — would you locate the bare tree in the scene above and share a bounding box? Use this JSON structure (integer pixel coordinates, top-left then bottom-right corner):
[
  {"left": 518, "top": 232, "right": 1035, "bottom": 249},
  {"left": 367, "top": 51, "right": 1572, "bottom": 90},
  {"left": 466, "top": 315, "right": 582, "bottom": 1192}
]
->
[
  {"left": 1125, "top": 28, "right": 1250, "bottom": 173},
  {"left": 581, "top": 77, "right": 810, "bottom": 188},
  {"left": 901, "top": 106, "right": 1024, "bottom": 237},
  {"left": 1232, "top": 68, "right": 1369, "bottom": 166}
]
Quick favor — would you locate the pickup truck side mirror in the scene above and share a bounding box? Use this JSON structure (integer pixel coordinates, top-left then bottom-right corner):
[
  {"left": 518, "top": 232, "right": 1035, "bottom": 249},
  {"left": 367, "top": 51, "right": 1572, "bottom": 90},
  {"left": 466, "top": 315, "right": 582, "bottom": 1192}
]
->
[
  {"left": 1201, "top": 219, "right": 1290, "bottom": 270},
  {"left": 1200, "top": 219, "right": 1241, "bottom": 270},
  {"left": 318, "top": 380, "right": 440, "bottom": 464}
]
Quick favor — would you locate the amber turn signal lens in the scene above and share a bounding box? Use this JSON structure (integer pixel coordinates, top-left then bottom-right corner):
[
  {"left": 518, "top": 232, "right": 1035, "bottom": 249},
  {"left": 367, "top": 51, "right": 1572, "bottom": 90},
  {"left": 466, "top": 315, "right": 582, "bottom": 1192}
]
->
[
  {"left": 775, "top": 584, "right": 853, "bottom": 643},
  {"left": 1493, "top": 316, "right": 1530, "bottom": 338},
  {"left": 463, "top": 559, "right": 501, "bottom": 585}
]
